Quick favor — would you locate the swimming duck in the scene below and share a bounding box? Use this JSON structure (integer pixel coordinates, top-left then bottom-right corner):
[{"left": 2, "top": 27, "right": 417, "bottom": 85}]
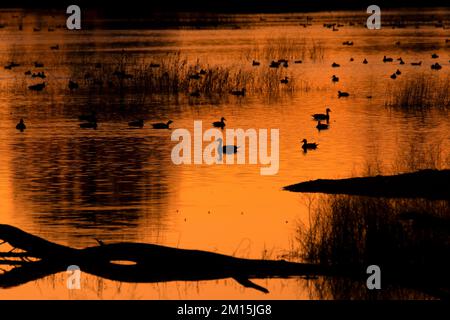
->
[
  {"left": 68, "top": 80, "right": 79, "bottom": 90},
  {"left": 331, "top": 62, "right": 340, "bottom": 68},
  {"left": 312, "top": 108, "right": 331, "bottom": 121},
  {"left": 301, "top": 139, "right": 318, "bottom": 150},
  {"left": 349, "top": 57, "right": 354, "bottom": 62},
  {"left": 128, "top": 119, "right": 144, "bottom": 128},
  {"left": 216, "top": 138, "right": 239, "bottom": 154},
  {"left": 411, "top": 61, "right": 422, "bottom": 66},
  {"left": 150, "top": 63, "right": 160, "bottom": 68},
  {"left": 395, "top": 69, "right": 401, "bottom": 75},
  {"left": 397, "top": 57, "right": 405, "bottom": 65},
  {"left": 80, "top": 121, "right": 97, "bottom": 129},
  {"left": 280, "top": 77, "right": 289, "bottom": 84},
  {"left": 390, "top": 73, "right": 397, "bottom": 79},
  {"left": 431, "top": 53, "right": 439, "bottom": 59},
  {"left": 50, "top": 44, "right": 59, "bottom": 50},
  {"left": 316, "top": 121, "right": 329, "bottom": 131},
  {"left": 152, "top": 120, "right": 173, "bottom": 129},
  {"left": 363, "top": 58, "right": 368, "bottom": 64},
  {"left": 252, "top": 60, "right": 260, "bottom": 66},
  {"left": 24, "top": 70, "right": 31, "bottom": 75},
  {"left": 212, "top": 117, "right": 226, "bottom": 129},
  {"left": 269, "top": 61, "right": 280, "bottom": 68},
  {"left": 16, "top": 119, "right": 26, "bottom": 131},
  {"left": 282, "top": 61, "right": 289, "bottom": 68},
  {"left": 230, "top": 88, "right": 246, "bottom": 96},
  {"left": 431, "top": 63, "right": 442, "bottom": 70},
  {"left": 28, "top": 82, "right": 46, "bottom": 91},
  {"left": 338, "top": 91, "right": 349, "bottom": 98},
  {"left": 331, "top": 75, "right": 339, "bottom": 82},
  {"left": 383, "top": 56, "right": 393, "bottom": 62},
  {"left": 32, "top": 72, "right": 45, "bottom": 79},
  {"left": 294, "top": 60, "right": 302, "bottom": 64}
]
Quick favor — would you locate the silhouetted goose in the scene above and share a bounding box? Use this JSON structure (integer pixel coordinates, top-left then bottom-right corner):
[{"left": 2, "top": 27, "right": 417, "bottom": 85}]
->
[
  {"left": 363, "top": 58, "right": 368, "bottom": 64},
  {"left": 32, "top": 72, "right": 45, "bottom": 79},
  {"left": 301, "top": 139, "right": 318, "bottom": 150},
  {"left": 28, "top": 82, "right": 45, "bottom": 91},
  {"left": 331, "top": 62, "right": 340, "bottom": 68},
  {"left": 80, "top": 121, "right": 97, "bottom": 129},
  {"left": 16, "top": 119, "right": 26, "bottom": 131},
  {"left": 411, "top": 61, "right": 422, "bottom": 66},
  {"left": 338, "top": 91, "right": 349, "bottom": 98},
  {"left": 431, "top": 53, "right": 439, "bottom": 59},
  {"left": 68, "top": 80, "right": 79, "bottom": 90},
  {"left": 431, "top": 63, "right": 442, "bottom": 70},
  {"left": 217, "top": 138, "right": 239, "bottom": 154},
  {"left": 4, "top": 62, "right": 20, "bottom": 69},
  {"left": 383, "top": 56, "right": 393, "bottom": 62},
  {"left": 331, "top": 75, "right": 339, "bottom": 82},
  {"left": 294, "top": 60, "right": 302, "bottom": 64},
  {"left": 212, "top": 117, "right": 226, "bottom": 129},
  {"left": 312, "top": 108, "right": 331, "bottom": 121},
  {"left": 397, "top": 57, "right": 405, "bottom": 65},
  {"left": 395, "top": 69, "right": 401, "bottom": 75},
  {"left": 316, "top": 121, "right": 329, "bottom": 130},
  {"left": 280, "top": 77, "right": 289, "bottom": 84},
  {"left": 230, "top": 88, "right": 246, "bottom": 96},
  {"left": 128, "top": 119, "right": 144, "bottom": 128},
  {"left": 152, "top": 120, "right": 173, "bottom": 129},
  {"left": 390, "top": 73, "right": 397, "bottom": 79},
  {"left": 269, "top": 61, "right": 280, "bottom": 68},
  {"left": 34, "top": 61, "right": 44, "bottom": 68},
  {"left": 252, "top": 60, "right": 260, "bottom": 66},
  {"left": 342, "top": 41, "right": 353, "bottom": 45}
]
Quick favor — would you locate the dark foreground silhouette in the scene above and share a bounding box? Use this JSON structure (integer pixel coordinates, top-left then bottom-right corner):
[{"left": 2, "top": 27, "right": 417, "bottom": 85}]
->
[
  {"left": 284, "top": 169, "right": 450, "bottom": 200},
  {"left": 0, "top": 224, "right": 330, "bottom": 293}
]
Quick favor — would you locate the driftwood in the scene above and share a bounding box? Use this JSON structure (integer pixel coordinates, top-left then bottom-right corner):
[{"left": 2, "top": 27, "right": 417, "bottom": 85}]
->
[
  {"left": 284, "top": 169, "right": 450, "bottom": 200},
  {"left": 0, "top": 224, "right": 329, "bottom": 293}
]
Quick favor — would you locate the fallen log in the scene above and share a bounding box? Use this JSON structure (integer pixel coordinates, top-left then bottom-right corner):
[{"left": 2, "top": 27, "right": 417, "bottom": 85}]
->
[{"left": 284, "top": 169, "right": 450, "bottom": 200}]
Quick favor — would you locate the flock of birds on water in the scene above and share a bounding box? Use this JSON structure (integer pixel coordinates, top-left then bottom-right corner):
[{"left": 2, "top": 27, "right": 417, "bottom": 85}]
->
[{"left": 5, "top": 27, "right": 449, "bottom": 154}]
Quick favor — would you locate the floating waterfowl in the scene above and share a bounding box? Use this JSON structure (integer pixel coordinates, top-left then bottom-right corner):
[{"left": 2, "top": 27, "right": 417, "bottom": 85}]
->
[
  {"left": 331, "top": 62, "right": 340, "bottom": 68},
  {"left": 68, "top": 80, "right": 79, "bottom": 90},
  {"left": 294, "top": 60, "right": 302, "bottom": 64},
  {"left": 331, "top": 75, "right": 339, "bottom": 82},
  {"left": 301, "top": 139, "right": 318, "bottom": 151},
  {"left": 230, "top": 88, "right": 246, "bottom": 96},
  {"left": 342, "top": 41, "right": 353, "bottom": 45},
  {"left": 4, "top": 62, "right": 20, "bottom": 70},
  {"left": 431, "top": 53, "right": 439, "bottom": 59},
  {"left": 383, "top": 56, "right": 393, "bottom": 62},
  {"left": 338, "top": 91, "right": 349, "bottom": 98},
  {"left": 216, "top": 138, "right": 239, "bottom": 154},
  {"left": 50, "top": 44, "right": 59, "bottom": 50},
  {"left": 16, "top": 119, "right": 26, "bottom": 131},
  {"left": 24, "top": 70, "right": 31, "bottom": 75},
  {"left": 312, "top": 108, "right": 331, "bottom": 121},
  {"left": 80, "top": 121, "right": 97, "bottom": 129},
  {"left": 398, "top": 58, "right": 405, "bottom": 65},
  {"left": 431, "top": 63, "right": 442, "bottom": 70},
  {"left": 349, "top": 57, "right": 354, "bottom": 62},
  {"left": 34, "top": 61, "right": 44, "bottom": 68},
  {"left": 316, "top": 121, "right": 329, "bottom": 131},
  {"left": 411, "top": 61, "right": 422, "bottom": 66},
  {"left": 363, "top": 58, "right": 368, "bottom": 64},
  {"left": 269, "top": 61, "right": 280, "bottom": 68},
  {"left": 395, "top": 41, "right": 401, "bottom": 45},
  {"left": 395, "top": 69, "right": 401, "bottom": 75},
  {"left": 280, "top": 77, "right": 289, "bottom": 84},
  {"left": 282, "top": 61, "right": 288, "bottom": 68},
  {"left": 28, "top": 82, "right": 45, "bottom": 91},
  {"left": 252, "top": 60, "right": 260, "bottom": 66},
  {"left": 152, "top": 120, "right": 173, "bottom": 129},
  {"left": 212, "top": 117, "right": 226, "bottom": 129},
  {"left": 128, "top": 119, "right": 144, "bottom": 128},
  {"left": 150, "top": 63, "right": 160, "bottom": 68},
  {"left": 390, "top": 73, "right": 397, "bottom": 79},
  {"left": 32, "top": 72, "right": 46, "bottom": 79}
]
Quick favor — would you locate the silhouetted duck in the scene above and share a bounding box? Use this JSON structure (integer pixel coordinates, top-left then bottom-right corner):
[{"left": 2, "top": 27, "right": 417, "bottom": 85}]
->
[
  {"left": 269, "top": 61, "right": 280, "bottom": 68},
  {"left": 24, "top": 70, "right": 31, "bottom": 75},
  {"left": 34, "top": 61, "right": 44, "bottom": 68},
  {"left": 212, "top": 117, "right": 226, "bottom": 129},
  {"left": 431, "top": 63, "right": 442, "bottom": 70},
  {"left": 383, "top": 56, "right": 393, "bottom": 62},
  {"left": 280, "top": 77, "right": 289, "bottom": 84},
  {"left": 301, "top": 139, "right": 318, "bottom": 150},
  {"left": 363, "top": 58, "right": 368, "bottom": 64},
  {"left": 312, "top": 108, "right": 331, "bottom": 121},
  {"left": 338, "top": 91, "right": 349, "bottom": 98},
  {"left": 128, "top": 119, "right": 144, "bottom": 128},
  {"left": 16, "top": 119, "right": 26, "bottom": 131},
  {"left": 349, "top": 57, "right": 354, "bottom": 62},
  {"left": 216, "top": 138, "right": 239, "bottom": 154},
  {"left": 199, "top": 69, "right": 207, "bottom": 75},
  {"left": 395, "top": 69, "right": 401, "bottom": 75},
  {"left": 331, "top": 62, "right": 340, "bottom": 67},
  {"left": 331, "top": 75, "right": 339, "bottom": 82},
  {"left": 28, "top": 82, "right": 45, "bottom": 91},
  {"left": 390, "top": 73, "right": 397, "bottom": 79},
  {"left": 152, "top": 120, "right": 173, "bottom": 129},
  {"left": 231, "top": 88, "right": 246, "bottom": 96},
  {"left": 316, "top": 121, "right": 329, "bottom": 131},
  {"left": 342, "top": 41, "right": 353, "bottom": 46},
  {"left": 252, "top": 60, "right": 260, "bottom": 66},
  {"left": 294, "top": 60, "right": 302, "bottom": 64},
  {"left": 398, "top": 57, "right": 405, "bottom": 65},
  {"left": 68, "top": 80, "right": 79, "bottom": 90},
  {"left": 431, "top": 53, "right": 439, "bottom": 59},
  {"left": 50, "top": 44, "right": 59, "bottom": 50},
  {"left": 80, "top": 121, "right": 97, "bottom": 129}
]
